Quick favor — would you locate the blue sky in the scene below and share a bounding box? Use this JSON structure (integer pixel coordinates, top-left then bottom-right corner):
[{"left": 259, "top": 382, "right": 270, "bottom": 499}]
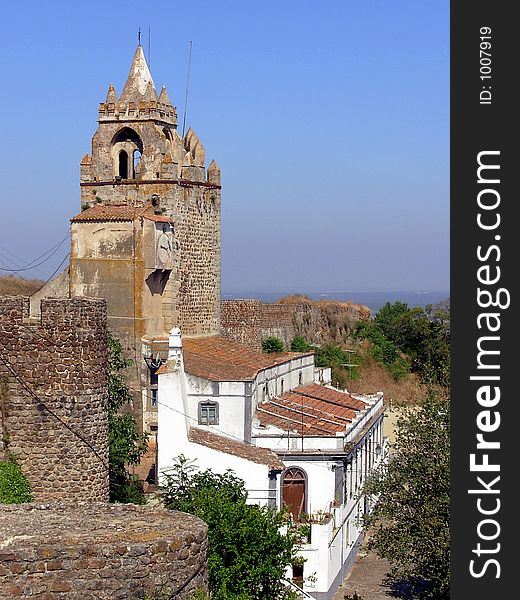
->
[{"left": 0, "top": 1, "right": 449, "bottom": 294}]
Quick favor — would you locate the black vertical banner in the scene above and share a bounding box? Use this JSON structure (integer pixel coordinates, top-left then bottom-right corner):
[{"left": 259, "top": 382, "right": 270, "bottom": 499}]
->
[{"left": 451, "top": 2, "right": 517, "bottom": 599}]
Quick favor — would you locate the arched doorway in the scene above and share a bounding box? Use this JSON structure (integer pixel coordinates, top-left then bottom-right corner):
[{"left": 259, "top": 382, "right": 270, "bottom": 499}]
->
[{"left": 282, "top": 467, "right": 306, "bottom": 521}]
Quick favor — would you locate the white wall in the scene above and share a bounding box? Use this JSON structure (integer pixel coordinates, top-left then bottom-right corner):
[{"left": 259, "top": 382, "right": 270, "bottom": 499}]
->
[
  {"left": 158, "top": 342, "right": 273, "bottom": 504},
  {"left": 185, "top": 374, "right": 246, "bottom": 440},
  {"left": 158, "top": 331, "right": 386, "bottom": 600}
]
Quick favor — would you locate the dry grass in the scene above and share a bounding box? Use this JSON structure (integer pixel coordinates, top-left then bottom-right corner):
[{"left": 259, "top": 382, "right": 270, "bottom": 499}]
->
[
  {"left": 0, "top": 275, "right": 44, "bottom": 296},
  {"left": 346, "top": 354, "right": 426, "bottom": 406}
]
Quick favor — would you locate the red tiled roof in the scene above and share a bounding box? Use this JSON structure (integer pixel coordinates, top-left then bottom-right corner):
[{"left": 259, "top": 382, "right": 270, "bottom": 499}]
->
[
  {"left": 70, "top": 204, "right": 173, "bottom": 223},
  {"left": 296, "top": 383, "right": 367, "bottom": 411},
  {"left": 257, "top": 384, "right": 367, "bottom": 437},
  {"left": 178, "top": 336, "right": 313, "bottom": 382},
  {"left": 188, "top": 427, "right": 284, "bottom": 470}
]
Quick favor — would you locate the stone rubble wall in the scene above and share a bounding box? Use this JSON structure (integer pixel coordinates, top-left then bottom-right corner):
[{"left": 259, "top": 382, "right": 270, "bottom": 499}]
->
[
  {"left": 221, "top": 298, "right": 371, "bottom": 351},
  {"left": 174, "top": 186, "right": 221, "bottom": 336},
  {"left": 0, "top": 503, "right": 208, "bottom": 600},
  {"left": 0, "top": 296, "right": 109, "bottom": 502}
]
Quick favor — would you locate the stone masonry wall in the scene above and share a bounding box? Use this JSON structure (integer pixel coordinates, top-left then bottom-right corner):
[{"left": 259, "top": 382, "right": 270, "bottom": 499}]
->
[
  {"left": 221, "top": 298, "right": 371, "bottom": 351},
  {"left": 175, "top": 185, "right": 221, "bottom": 336},
  {"left": 0, "top": 296, "right": 109, "bottom": 502},
  {"left": 0, "top": 503, "right": 208, "bottom": 600},
  {"left": 220, "top": 299, "right": 263, "bottom": 350}
]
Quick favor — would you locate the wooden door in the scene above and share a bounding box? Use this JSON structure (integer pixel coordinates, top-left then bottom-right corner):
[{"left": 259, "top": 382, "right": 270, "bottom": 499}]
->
[{"left": 282, "top": 468, "right": 306, "bottom": 521}]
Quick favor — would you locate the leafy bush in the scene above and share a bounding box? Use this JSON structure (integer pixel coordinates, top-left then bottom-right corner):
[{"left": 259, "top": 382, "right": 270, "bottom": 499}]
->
[
  {"left": 262, "top": 336, "right": 285, "bottom": 354},
  {"left": 0, "top": 460, "right": 32, "bottom": 504},
  {"left": 313, "top": 343, "right": 362, "bottom": 388},
  {"left": 162, "top": 456, "right": 297, "bottom": 600},
  {"left": 289, "top": 336, "right": 312, "bottom": 352},
  {"left": 313, "top": 344, "right": 350, "bottom": 368},
  {"left": 108, "top": 333, "right": 148, "bottom": 504}
]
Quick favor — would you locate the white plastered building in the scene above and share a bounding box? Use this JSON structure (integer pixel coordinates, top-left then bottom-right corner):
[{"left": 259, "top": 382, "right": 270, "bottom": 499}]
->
[{"left": 157, "top": 328, "right": 386, "bottom": 600}]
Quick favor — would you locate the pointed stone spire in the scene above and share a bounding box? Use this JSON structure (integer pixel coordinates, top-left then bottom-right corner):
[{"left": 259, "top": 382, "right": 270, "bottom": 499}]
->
[
  {"left": 105, "top": 84, "right": 118, "bottom": 105},
  {"left": 207, "top": 159, "right": 221, "bottom": 185},
  {"left": 143, "top": 80, "right": 159, "bottom": 102},
  {"left": 185, "top": 127, "right": 205, "bottom": 167},
  {"left": 80, "top": 153, "right": 92, "bottom": 166},
  {"left": 119, "top": 45, "right": 157, "bottom": 104},
  {"left": 159, "top": 85, "right": 174, "bottom": 107}
]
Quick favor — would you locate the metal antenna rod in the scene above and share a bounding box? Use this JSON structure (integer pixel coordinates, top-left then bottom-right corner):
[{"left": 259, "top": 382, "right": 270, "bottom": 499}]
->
[
  {"left": 182, "top": 41, "right": 193, "bottom": 139},
  {"left": 148, "top": 26, "right": 151, "bottom": 67}
]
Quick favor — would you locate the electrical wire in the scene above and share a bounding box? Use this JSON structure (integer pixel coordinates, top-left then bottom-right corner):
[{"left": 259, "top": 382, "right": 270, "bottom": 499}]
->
[
  {"left": 33, "top": 253, "right": 70, "bottom": 292},
  {"left": 0, "top": 348, "right": 108, "bottom": 468},
  {"left": 0, "top": 234, "right": 70, "bottom": 272},
  {"left": 6, "top": 319, "right": 383, "bottom": 478}
]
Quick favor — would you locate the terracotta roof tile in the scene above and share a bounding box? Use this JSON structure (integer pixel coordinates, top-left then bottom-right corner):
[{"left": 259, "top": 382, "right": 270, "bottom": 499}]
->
[
  {"left": 188, "top": 427, "right": 284, "bottom": 470},
  {"left": 257, "top": 384, "right": 366, "bottom": 437},
  {"left": 71, "top": 204, "right": 173, "bottom": 223},
  {"left": 297, "top": 383, "right": 367, "bottom": 411},
  {"left": 181, "top": 336, "right": 313, "bottom": 382}
]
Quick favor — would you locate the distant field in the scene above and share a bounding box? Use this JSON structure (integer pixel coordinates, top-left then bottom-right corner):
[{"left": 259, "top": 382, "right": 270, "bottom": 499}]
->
[{"left": 0, "top": 275, "right": 44, "bottom": 296}]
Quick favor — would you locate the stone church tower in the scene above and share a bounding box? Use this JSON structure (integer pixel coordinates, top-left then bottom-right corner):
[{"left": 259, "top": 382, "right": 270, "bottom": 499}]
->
[{"left": 70, "top": 44, "right": 221, "bottom": 431}]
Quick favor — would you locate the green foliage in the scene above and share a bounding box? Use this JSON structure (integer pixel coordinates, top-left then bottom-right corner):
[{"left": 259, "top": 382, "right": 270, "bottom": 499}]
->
[
  {"left": 289, "top": 336, "right": 312, "bottom": 352},
  {"left": 312, "top": 343, "right": 361, "bottom": 388},
  {"left": 108, "top": 333, "right": 148, "bottom": 504},
  {"left": 0, "top": 459, "right": 32, "bottom": 504},
  {"left": 364, "top": 391, "right": 450, "bottom": 599},
  {"left": 261, "top": 336, "right": 285, "bottom": 354},
  {"left": 344, "top": 594, "right": 365, "bottom": 600},
  {"left": 354, "top": 320, "right": 410, "bottom": 381},
  {"left": 162, "top": 456, "right": 297, "bottom": 600},
  {"left": 313, "top": 344, "right": 350, "bottom": 368},
  {"left": 354, "top": 301, "right": 450, "bottom": 385}
]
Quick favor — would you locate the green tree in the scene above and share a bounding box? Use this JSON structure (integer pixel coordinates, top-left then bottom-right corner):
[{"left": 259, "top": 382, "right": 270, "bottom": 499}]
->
[
  {"left": 108, "top": 333, "right": 149, "bottom": 504},
  {"left": 262, "top": 336, "right": 285, "bottom": 354},
  {"left": 289, "top": 336, "right": 312, "bottom": 352},
  {"left": 162, "top": 456, "right": 297, "bottom": 600},
  {"left": 354, "top": 301, "right": 450, "bottom": 385},
  {"left": 313, "top": 343, "right": 362, "bottom": 387},
  {"left": 364, "top": 391, "right": 450, "bottom": 599}
]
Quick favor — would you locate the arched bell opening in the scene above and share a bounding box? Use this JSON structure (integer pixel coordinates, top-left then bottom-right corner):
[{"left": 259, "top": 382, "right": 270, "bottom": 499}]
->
[{"left": 111, "top": 127, "right": 143, "bottom": 179}]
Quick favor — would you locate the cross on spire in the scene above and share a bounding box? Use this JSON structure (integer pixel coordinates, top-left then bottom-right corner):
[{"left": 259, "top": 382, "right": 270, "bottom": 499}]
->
[{"left": 138, "top": 28, "right": 141, "bottom": 47}]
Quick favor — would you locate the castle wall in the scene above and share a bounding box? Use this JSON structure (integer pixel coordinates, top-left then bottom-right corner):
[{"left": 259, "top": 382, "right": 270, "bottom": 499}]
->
[
  {"left": 0, "top": 503, "right": 208, "bottom": 600},
  {"left": 0, "top": 296, "right": 109, "bottom": 502},
  {"left": 220, "top": 299, "right": 263, "bottom": 350},
  {"left": 221, "top": 299, "right": 371, "bottom": 351}
]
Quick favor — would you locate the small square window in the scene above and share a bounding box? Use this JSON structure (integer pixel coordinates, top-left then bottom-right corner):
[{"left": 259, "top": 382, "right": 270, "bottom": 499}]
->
[{"left": 199, "top": 402, "right": 219, "bottom": 425}]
